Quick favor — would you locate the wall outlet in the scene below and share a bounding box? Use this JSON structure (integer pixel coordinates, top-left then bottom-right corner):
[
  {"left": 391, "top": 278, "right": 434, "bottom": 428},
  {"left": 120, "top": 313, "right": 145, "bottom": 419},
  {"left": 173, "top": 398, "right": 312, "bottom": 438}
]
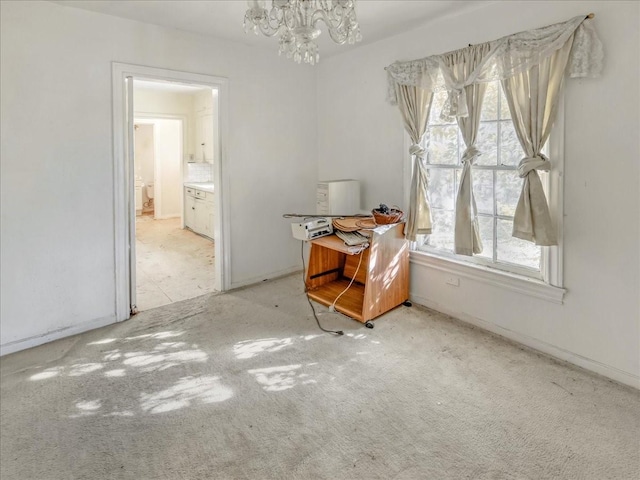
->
[{"left": 446, "top": 276, "right": 460, "bottom": 287}]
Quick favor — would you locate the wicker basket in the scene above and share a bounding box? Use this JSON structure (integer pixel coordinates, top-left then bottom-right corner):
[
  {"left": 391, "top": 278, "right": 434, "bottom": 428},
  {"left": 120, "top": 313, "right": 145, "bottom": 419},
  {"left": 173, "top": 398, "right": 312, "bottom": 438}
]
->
[{"left": 372, "top": 207, "right": 404, "bottom": 225}]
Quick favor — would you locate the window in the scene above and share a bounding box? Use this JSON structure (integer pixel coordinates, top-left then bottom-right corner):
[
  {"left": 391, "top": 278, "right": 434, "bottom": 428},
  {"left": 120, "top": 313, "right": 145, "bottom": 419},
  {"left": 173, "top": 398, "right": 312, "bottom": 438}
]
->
[{"left": 413, "top": 81, "right": 560, "bottom": 281}]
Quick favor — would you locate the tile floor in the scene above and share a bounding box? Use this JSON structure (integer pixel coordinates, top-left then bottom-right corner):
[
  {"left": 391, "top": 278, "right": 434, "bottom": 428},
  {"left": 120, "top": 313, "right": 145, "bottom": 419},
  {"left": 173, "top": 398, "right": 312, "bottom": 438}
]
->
[{"left": 135, "top": 215, "right": 215, "bottom": 311}]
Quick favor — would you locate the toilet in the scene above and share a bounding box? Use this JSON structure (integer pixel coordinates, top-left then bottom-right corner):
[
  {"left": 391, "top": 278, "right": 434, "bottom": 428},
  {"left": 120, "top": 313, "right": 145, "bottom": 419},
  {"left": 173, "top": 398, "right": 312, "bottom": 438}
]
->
[
  {"left": 134, "top": 178, "right": 144, "bottom": 216},
  {"left": 146, "top": 183, "right": 154, "bottom": 202}
]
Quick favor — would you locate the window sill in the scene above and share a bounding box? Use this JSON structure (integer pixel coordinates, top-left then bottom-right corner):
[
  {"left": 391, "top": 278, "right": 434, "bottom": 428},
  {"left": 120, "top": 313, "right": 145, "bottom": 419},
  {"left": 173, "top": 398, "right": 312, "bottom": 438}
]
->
[{"left": 409, "top": 251, "right": 566, "bottom": 304}]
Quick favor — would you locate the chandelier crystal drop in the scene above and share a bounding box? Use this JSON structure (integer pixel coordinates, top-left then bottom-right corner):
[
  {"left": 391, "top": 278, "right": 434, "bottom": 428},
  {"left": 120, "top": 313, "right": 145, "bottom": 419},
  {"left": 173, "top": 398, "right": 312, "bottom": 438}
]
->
[{"left": 244, "top": 0, "right": 362, "bottom": 65}]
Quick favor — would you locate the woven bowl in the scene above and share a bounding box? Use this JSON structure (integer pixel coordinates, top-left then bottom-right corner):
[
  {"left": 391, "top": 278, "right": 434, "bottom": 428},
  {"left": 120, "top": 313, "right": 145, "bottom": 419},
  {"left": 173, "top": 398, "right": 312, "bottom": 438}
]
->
[{"left": 372, "top": 208, "right": 403, "bottom": 225}]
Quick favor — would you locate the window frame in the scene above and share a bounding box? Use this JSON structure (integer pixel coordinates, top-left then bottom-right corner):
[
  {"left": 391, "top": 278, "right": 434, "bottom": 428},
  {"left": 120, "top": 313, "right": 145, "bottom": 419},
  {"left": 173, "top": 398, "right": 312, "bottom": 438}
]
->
[{"left": 403, "top": 90, "right": 565, "bottom": 302}]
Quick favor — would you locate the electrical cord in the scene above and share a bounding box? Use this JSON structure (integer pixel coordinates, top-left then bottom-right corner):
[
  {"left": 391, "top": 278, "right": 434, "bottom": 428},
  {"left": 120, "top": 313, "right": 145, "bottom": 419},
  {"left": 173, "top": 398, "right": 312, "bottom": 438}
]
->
[
  {"left": 330, "top": 246, "right": 365, "bottom": 312},
  {"left": 301, "top": 241, "right": 344, "bottom": 336}
]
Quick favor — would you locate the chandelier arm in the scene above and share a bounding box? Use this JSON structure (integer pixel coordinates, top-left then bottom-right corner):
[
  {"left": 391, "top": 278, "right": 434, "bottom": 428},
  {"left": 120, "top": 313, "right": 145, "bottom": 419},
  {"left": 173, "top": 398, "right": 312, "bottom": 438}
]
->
[
  {"left": 245, "top": 13, "right": 277, "bottom": 36},
  {"left": 257, "top": 26, "right": 281, "bottom": 37},
  {"left": 281, "top": 3, "right": 299, "bottom": 31},
  {"left": 264, "top": 3, "right": 288, "bottom": 35},
  {"left": 314, "top": 8, "right": 351, "bottom": 44}
]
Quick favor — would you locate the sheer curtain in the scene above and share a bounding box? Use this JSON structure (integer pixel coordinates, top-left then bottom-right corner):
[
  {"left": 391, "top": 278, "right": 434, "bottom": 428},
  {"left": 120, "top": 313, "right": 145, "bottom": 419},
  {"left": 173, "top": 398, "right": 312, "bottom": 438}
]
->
[
  {"left": 440, "top": 43, "right": 491, "bottom": 255},
  {"left": 501, "top": 38, "right": 573, "bottom": 245},
  {"left": 395, "top": 84, "right": 433, "bottom": 241}
]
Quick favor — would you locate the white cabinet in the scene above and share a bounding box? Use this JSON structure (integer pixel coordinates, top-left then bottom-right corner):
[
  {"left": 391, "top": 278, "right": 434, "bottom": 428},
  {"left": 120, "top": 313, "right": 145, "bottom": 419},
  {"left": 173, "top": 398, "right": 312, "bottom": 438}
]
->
[
  {"left": 192, "top": 90, "right": 215, "bottom": 164},
  {"left": 184, "top": 187, "right": 214, "bottom": 240},
  {"left": 185, "top": 191, "right": 196, "bottom": 229},
  {"left": 201, "top": 114, "right": 214, "bottom": 163}
]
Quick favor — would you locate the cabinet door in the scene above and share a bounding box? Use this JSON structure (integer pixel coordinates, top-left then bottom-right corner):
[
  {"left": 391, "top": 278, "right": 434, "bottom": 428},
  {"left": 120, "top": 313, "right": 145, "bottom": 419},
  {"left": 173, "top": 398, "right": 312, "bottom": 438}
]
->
[
  {"left": 185, "top": 194, "right": 196, "bottom": 229},
  {"left": 194, "top": 115, "right": 204, "bottom": 162},
  {"left": 208, "top": 201, "right": 215, "bottom": 239},
  {"left": 201, "top": 114, "right": 214, "bottom": 163},
  {"left": 202, "top": 200, "right": 214, "bottom": 239},
  {"left": 194, "top": 198, "right": 207, "bottom": 235}
]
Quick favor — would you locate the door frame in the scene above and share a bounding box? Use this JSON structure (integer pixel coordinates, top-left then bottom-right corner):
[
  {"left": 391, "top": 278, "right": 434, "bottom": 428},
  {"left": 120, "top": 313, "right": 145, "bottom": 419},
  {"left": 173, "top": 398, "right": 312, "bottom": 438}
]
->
[
  {"left": 135, "top": 115, "right": 187, "bottom": 221},
  {"left": 112, "top": 62, "right": 230, "bottom": 321}
]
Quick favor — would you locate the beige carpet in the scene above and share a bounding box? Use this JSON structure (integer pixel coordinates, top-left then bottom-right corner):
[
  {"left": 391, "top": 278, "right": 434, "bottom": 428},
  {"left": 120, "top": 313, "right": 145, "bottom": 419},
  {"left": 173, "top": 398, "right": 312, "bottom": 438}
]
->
[{"left": 1, "top": 274, "right": 638, "bottom": 479}]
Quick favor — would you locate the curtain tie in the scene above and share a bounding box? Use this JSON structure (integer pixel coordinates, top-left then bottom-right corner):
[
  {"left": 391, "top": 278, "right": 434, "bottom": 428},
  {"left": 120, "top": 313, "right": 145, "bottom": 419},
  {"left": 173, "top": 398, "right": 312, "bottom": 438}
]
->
[
  {"left": 460, "top": 145, "right": 481, "bottom": 166},
  {"left": 440, "top": 87, "right": 469, "bottom": 120},
  {"left": 517, "top": 153, "right": 550, "bottom": 178},
  {"left": 409, "top": 143, "right": 426, "bottom": 159}
]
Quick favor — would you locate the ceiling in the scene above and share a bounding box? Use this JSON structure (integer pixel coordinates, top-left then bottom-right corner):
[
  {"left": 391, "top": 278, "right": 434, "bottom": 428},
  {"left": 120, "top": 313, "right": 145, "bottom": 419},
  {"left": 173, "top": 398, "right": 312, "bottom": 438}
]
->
[{"left": 53, "top": 1, "right": 494, "bottom": 58}]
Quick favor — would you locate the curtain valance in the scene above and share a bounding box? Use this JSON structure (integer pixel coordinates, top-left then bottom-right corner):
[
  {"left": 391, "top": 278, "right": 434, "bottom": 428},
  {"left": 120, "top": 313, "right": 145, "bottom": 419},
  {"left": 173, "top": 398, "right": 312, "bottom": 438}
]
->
[{"left": 386, "top": 15, "right": 603, "bottom": 117}]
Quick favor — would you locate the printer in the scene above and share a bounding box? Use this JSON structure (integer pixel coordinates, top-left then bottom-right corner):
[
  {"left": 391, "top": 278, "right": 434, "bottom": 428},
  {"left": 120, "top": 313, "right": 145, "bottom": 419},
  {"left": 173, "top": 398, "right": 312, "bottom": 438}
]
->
[{"left": 291, "top": 218, "right": 333, "bottom": 241}]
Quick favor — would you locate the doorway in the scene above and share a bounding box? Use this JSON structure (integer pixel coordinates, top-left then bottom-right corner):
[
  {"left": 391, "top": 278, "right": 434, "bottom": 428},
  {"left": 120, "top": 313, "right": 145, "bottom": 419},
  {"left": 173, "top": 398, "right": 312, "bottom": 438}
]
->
[
  {"left": 112, "top": 63, "right": 229, "bottom": 321},
  {"left": 133, "top": 117, "right": 184, "bottom": 221}
]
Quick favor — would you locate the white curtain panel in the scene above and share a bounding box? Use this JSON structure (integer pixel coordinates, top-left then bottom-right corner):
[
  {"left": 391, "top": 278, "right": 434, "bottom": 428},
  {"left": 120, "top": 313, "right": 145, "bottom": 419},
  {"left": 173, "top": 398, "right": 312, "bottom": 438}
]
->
[
  {"left": 394, "top": 84, "right": 433, "bottom": 241},
  {"left": 385, "top": 15, "right": 603, "bottom": 246},
  {"left": 440, "top": 43, "right": 492, "bottom": 255}
]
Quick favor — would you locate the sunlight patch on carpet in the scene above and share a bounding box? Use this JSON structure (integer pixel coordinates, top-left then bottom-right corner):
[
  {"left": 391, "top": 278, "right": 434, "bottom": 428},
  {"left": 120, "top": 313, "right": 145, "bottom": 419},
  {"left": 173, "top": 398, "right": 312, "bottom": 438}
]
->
[
  {"left": 233, "top": 338, "right": 293, "bottom": 359},
  {"left": 139, "top": 375, "right": 233, "bottom": 414},
  {"left": 247, "top": 364, "right": 313, "bottom": 392}
]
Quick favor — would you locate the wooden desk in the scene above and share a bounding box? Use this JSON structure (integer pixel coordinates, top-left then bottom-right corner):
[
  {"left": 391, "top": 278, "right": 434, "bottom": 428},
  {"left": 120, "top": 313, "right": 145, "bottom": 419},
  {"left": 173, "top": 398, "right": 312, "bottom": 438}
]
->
[{"left": 305, "top": 223, "right": 409, "bottom": 325}]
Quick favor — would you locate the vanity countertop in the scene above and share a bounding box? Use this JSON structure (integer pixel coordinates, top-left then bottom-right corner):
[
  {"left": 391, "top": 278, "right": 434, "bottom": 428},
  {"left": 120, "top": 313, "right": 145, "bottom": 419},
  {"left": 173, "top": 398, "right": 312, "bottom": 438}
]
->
[{"left": 184, "top": 182, "right": 214, "bottom": 193}]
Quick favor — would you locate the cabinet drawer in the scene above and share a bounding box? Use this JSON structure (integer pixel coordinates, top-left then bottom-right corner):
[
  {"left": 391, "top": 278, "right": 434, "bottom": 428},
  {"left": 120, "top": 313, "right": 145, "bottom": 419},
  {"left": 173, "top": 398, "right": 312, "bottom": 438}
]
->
[
  {"left": 195, "top": 190, "right": 207, "bottom": 199},
  {"left": 185, "top": 187, "right": 196, "bottom": 197}
]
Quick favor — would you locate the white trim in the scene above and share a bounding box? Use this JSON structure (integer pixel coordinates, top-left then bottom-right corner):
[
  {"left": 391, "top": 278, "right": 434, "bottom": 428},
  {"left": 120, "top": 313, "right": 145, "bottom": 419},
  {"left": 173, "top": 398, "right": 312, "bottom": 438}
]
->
[
  {"left": 0, "top": 315, "right": 116, "bottom": 357},
  {"left": 112, "top": 68, "right": 129, "bottom": 321},
  {"left": 126, "top": 76, "right": 137, "bottom": 313},
  {"left": 409, "top": 293, "right": 639, "bottom": 389},
  {"left": 112, "top": 63, "right": 230, "bottom": 323},
  {"left": 410, "top": 251, "right": 566, "bottom": 304},
  {"left": 544, "top": 92, "right": 565, "bottom": 287},
  {"left": 402, "top": 134, "right": 412, "bottom": 214}
]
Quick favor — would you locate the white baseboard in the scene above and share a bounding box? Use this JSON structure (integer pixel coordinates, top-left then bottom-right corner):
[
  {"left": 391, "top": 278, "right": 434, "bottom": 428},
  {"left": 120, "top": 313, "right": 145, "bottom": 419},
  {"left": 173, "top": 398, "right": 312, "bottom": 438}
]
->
[
  {"left": 229, "top": 266, "right": 301, "bottom": 291},
  {"left": 410, "top": 293, "right": 640, "bottom": 390},
  {"left": 0, "top": 315, "right": 118, "bottom": 357}
]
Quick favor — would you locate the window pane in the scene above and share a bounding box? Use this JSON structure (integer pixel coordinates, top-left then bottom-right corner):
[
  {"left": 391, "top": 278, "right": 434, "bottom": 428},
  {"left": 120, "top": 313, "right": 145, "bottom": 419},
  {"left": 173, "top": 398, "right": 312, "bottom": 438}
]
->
[
  {"left": 476, "top": 122, "right": 498, "bottom": 166},
  {"left": 424, "top": 209, "right": 454, "bottom": 252},
  {"left": 481, "top": 81, "right": 498, "bottom": 121},
  {"left": 477, "top": 216, "right": 493, "bottom": 259},
  {"left": 497, "top": 219, "right": 540, "bottom": 269},
  {"left": 496, "top": 170, "right": 521, "bottom": 217},
  {"left": 427, "top": 125, "right": 459, "bottom": 165},
  {"left": 500, "top": 121, "right": 522, "bottom": 166},
  {"left": 473, "top": 169, "right": 493, "bottom": 215},
  {"left": 427, "top": 168, "right": 455, "bottom": 210}
]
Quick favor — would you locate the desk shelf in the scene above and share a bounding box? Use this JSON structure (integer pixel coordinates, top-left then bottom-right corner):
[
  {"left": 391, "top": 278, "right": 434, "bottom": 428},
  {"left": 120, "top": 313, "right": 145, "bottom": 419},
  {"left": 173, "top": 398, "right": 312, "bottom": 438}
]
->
[
  {"left": 305, "top": 223, "right": 409, "bottom": 324},
  {"left": 307, "top": 278, "right": 365, "bottom": 320}
]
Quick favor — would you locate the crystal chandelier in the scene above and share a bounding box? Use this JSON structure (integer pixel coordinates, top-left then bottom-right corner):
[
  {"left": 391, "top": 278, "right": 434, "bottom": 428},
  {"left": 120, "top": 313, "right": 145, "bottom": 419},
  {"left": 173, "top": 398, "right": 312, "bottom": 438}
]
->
[{"left": 244, "top": 0, "right": 362, "bottom": 65}]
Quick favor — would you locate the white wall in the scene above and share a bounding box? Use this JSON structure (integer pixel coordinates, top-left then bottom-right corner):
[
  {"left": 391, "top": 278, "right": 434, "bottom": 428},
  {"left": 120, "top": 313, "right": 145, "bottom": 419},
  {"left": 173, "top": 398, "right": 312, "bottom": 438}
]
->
[
  {"left": 0, "top": 1, "right": 317, "bottom": 352},
  {"left": 317, "top": 1, "right": 640, "bottom": 386},
  {"left": 134, "top": 88, "right": 194, "bottom": 162},
  {"left": 144, "top": 118, "right": 182, "bottom": 219}
]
